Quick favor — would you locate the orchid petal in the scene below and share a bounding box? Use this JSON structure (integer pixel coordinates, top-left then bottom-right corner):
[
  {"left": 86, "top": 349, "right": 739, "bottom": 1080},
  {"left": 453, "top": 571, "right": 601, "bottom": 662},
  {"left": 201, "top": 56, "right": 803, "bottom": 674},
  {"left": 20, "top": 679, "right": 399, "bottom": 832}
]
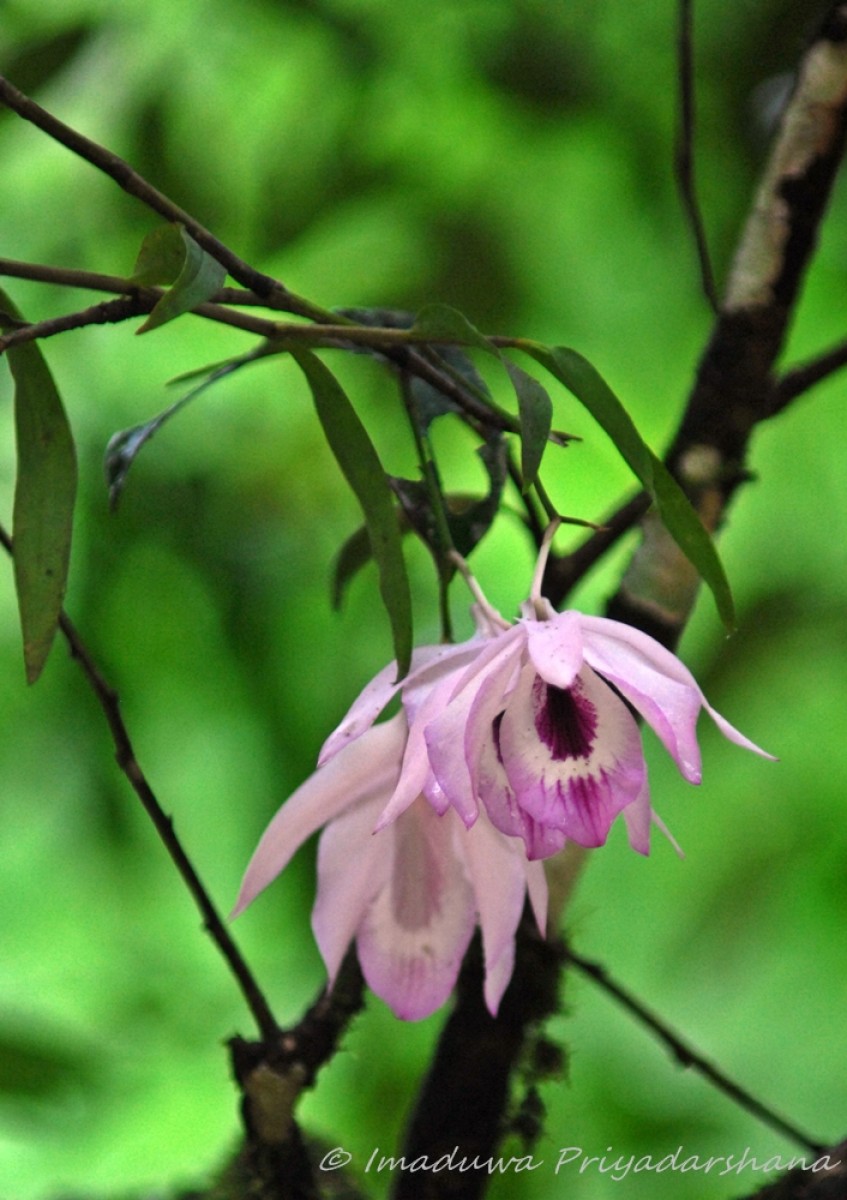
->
[
  {"left": 524, "top": 609, "right": 585, "bottom": 690},
  {"left": 232, "top": 715, "right": 405, "bottom": 916},
  {"left": 579, "top": 616, "right": 706, "bottom": 781},
  {"left": 621, "top": 775, "right": 652, "bottom": 855},
  {"left": 463, "top": 635, "right": 525, "bottom": 801},
  {"left": 312, "top": 790, "right": 391, "bottom": 983},
  {"left": 425, "top": 632, "right": 524, "bottom": 826},
  {"left": 498, "top": 665, "right": 645, "bottom": 847},
  {"left": 460, "top": 817, "right": 534, "bottom": 1014},
  {"left": 475, "top": 725, "right": 525, "bottom": 841},
  {"left": 525, "top": 859, "right": 549, "bottom": 934},
  {"left": 481, "top": 941, "right": 515, "bottom": 1017},
  {"left": 357, "top": 803, "right": 476, "bottom": 1020},
  {"left": 473, "top": 699, "right": 569, "bottom": 859},
  {"left": 374, "top": 671, "right": 465, "bottom": 830},
  {"left": 703, "top": 699, "right": 777, "bottom": 760},
  {"left": 443, "top": 622, "right": 526, "bottom": 706},
  {"left": 580, "top": 614, "right": 775, "bottom": 777},
  {"left": 318, "top": 640, "right": 481, "bottom": 766},
  {"left": 652, "top": 809, "right": 685, "bottom": 857}
]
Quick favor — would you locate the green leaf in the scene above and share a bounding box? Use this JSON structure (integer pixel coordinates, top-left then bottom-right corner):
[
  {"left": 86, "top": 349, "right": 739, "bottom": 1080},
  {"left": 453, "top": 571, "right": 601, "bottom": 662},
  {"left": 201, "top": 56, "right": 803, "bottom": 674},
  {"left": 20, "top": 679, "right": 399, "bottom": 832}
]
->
[
  {"left": 525, "top": 345, "right": 654, "bottom": 482},
  {"left": 135, "top": 224, "right": 226, "bottom": 333},
  {"left": 522, "top": 341, "right": 735, "bottom": 628},
  {"left": 505, "top": 361, "right": 553, "bottom": 491},
  {"left": 1, "top": 288, "right": 78, "bottom": 683},
  {"left": 331, "top": 524, "right": 373, "bottom": 609},
  {"left": 294, "top": 351, "right": 413, "bottom": 674},
  {"left": 409, "top": 303, "right": 498, "bottom": 356},
  {"left": 131, "top": 224, "right": 189, "bottom": 286},
  {"left": 647, "top": 450, "right": 735, "bottom": 627},
  {"left": 104, "top": 349, "right": 265, "bottom": 508}
]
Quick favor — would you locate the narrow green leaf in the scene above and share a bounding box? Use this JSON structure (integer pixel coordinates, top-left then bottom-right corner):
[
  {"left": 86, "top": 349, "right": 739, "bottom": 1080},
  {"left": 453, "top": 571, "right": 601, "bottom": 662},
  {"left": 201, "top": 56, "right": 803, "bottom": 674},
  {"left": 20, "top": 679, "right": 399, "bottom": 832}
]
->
[
  {"left": 131, "top": 224, "right": 188, "bottom": 286},
  {"left": 505, "top": 361, "right": 553, "bottom": 491},
  {"left": 1, "top": 288, "right": 78, "bottom": 682},
  {"left": 104, "top": 350, "right": 264, "bottom": 508},
  {"left": 294, "top": 351, "right": 413, "bottom": 674},
  {"left": 408, "top": 342, "right": 494, "bottom": 430},
  {"left": 136, "top": 225, "right": 226, "bottom": 334},
  {"left": 524, "top": 345, "right": 654, "bottom": 483},
  {"left": 522, "top": 341, "right": 735, "bottom": 628},
  {"left": 409, "top": 303, "right": 498, "bottom": 356},
  {"left": 332, "top": 525, "right": 374, "bottom": 610},
  {"left": 647, "top": 451, "right": 735, "bottom": 628}
]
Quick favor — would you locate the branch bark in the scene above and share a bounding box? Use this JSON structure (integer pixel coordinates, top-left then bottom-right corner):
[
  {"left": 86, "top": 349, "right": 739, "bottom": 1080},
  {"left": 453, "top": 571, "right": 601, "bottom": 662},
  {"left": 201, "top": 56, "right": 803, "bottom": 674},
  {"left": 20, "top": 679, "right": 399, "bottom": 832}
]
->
[{"left": 609, "top": 2, "right": 847, "bottom": 643}]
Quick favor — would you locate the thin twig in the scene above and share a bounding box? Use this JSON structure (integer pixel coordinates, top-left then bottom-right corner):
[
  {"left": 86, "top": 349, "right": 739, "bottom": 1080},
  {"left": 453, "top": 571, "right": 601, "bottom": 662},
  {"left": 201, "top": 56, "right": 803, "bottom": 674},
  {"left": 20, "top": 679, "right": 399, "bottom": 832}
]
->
[
  {"left": 771, "top": 336, "right": 847, "bottom": 414},
  {"left": 564, "top": 944, "right": 825, "bottom": 1156},
  {"left": 542, "top": 489, "right": 651, "bottom": 608},
  {"left": 0, "top": 295, "right": 149, "bottom": 350},
  {"left": 0, "top": 255, "right": 271, "bottom": 309},
  {"left": 0, "top": 295, "right": 285, "bottom": 354},
  {"left": 0, "top": 524, "right": 280, "bottom": 1044},
  {"left": 675, "top": 0, "right": 721, "bottom": 313},
  {"left": 0, "top": 257, "right": 157, "bottom": 295},
  {"left": 0, "top": 74, "right": 327, "bottom": 321},
  {"left": 0, "top": 252, "right": 525, "bottom": 435}
]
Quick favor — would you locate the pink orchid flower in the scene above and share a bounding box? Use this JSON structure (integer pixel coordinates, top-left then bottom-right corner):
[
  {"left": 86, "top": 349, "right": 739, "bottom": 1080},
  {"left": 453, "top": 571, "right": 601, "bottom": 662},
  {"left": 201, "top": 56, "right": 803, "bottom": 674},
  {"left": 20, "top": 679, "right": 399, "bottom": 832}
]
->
[
  {"left": 317, "top": 550, "right": 773, "bottom": 862},
  {"left": 234, "top": 531, "right": 772, "bottom": 1019},
  {"left": 233, "top": 712, "right": 547, "bottom": 1020}
]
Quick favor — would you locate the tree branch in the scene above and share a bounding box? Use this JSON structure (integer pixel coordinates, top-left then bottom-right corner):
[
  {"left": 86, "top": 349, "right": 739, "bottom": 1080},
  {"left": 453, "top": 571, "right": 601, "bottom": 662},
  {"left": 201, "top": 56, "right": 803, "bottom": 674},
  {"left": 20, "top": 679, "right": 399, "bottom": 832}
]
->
[
  {"left": 770, "top": 335, "right": 847, "bottom": 412},
  {"left": 393, "top": 916, "right": 564, "bottom": 1200},
  {"left": 610, "top": 2, "right": 847, "bottom": 642},
  {"left": 0, "top": 74, "right": 329, "bottom": 321},
  {"left": 564, "top": 945, "right": 824, "bottom": 1155},
  {"left": 734, "top": 1140, "right": 847, "bottom": 1200},
  {"left": 397, "top": 10, "right": 847, "bottom": 1195}
]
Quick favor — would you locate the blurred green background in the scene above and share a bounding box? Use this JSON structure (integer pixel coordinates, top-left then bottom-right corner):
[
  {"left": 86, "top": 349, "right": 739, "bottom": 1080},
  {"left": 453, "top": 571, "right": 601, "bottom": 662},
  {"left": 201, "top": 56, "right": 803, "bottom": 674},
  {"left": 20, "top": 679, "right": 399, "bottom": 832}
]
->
[{"left": 2, "top": 1, "right": 846, "bottom": 1197}]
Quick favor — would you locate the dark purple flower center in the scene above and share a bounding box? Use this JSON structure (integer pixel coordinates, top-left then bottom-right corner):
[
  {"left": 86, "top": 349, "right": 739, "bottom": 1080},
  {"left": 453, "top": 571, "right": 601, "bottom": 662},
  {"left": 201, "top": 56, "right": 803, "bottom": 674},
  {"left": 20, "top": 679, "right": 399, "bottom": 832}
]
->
[
  {"left": 534, "top": 677, "right": 597, "bottom": 760},
  {"left": 492, "top": 712, "right": 505, "bottom": 763}
]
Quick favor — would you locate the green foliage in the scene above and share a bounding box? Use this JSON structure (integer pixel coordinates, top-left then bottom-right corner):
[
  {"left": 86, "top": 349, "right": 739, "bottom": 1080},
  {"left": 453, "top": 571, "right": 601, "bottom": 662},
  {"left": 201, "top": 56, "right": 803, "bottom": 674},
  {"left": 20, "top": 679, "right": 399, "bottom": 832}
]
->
[
  {"left": 1, "top": 3, "right": 845, "bottom": 1200},
  {"left": 521, "top": 342, "right": 735, "bottom": 628},
  {"left": 294, "top": 349, "right": 413, "bottom": 675},
  {"left": 504, "top": 361, "right": 553, "bottom": 492},
  {"left": 1, "top": 288, "right": 77, "bottom": 683},
  {"left": 134, "top": 224, "right": 227, "bottom": 334},
  {"left": 409, "top": 302, "right": 499, "bottom": 356}
]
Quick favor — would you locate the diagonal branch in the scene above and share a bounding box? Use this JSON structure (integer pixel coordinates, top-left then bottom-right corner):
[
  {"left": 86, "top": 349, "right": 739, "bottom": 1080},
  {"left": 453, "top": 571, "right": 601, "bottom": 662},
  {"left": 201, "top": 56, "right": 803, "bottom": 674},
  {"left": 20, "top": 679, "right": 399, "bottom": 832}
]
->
[
  {"left": 0, "top": 74, "right": 328, "bottom": 321},
  {"left": 564, "top": 944, "right": 825, "bottom": 1155},
  {"left": 770, "top": 335, "right": 847, "bottom": 413},
  {"left": 0, "top": 522, "right": 281, "bottom": 1046},
  {"left": 0, "top": 293, "right": 286, "bottom": 353}
]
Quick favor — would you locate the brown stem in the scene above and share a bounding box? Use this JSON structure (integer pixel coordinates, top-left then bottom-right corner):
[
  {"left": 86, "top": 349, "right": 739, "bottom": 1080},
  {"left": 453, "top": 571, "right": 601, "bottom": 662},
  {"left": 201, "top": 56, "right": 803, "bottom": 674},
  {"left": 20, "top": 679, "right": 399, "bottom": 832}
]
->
[
  {"left": 0, "top": 74, "right": 329, "bottom": 320},
  {"left": 734, "top": 1140, "right": 847, "bottom": 1199},
  {"left": 564, "top": 945, "right": 824, "bottom": 1155},
  {"left": 771, "top": 336, "right": 847, "bottom": 413},
  {"left": 393, "top": 918, "right": 564, "bottom": 1200}
]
